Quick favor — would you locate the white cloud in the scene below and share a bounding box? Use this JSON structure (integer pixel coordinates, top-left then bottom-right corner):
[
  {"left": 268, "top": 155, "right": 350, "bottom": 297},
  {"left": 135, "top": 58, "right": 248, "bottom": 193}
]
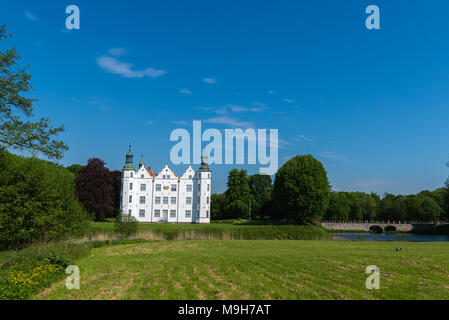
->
[
  {"left": 25, "top": 11, "right": 38, "bottom": 22},
  {"left": 319, "top": 152, "right": 349, "bottom": 162},
  {"left": 202, "top": 78, "right": 217, "bottom": 84},
  {"left": 96, "top": 55, "right": 167, "bottom": 79},
  {"left": 215, "top": 104, "right": 265, "bottom": 114},
  {"left": 172, "top": 120, "right": 190, "bottom": 126},
  {"left": 107, "top": 48, "right": 126, "bottom": 57},
  {"left": 180, "top": 88, "right": 192, "bottom": 95},
  {"left": 205, "top": 116, "right": 253, "bottom": 128},
  {"left": 284, "top": 98, "right": 295, "bottom": 103},
  {"left": 87, "top": 96, "right": 110, "bottom": 111},
  {"left": 292, "top": 134, "right": 313, "bottom": 142}
]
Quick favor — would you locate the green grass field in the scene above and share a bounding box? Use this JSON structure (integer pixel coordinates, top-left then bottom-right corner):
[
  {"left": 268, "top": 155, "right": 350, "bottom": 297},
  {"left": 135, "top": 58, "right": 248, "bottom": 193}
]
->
[{"left": 35, "top": 240, "right": 449, "bottom": 300}]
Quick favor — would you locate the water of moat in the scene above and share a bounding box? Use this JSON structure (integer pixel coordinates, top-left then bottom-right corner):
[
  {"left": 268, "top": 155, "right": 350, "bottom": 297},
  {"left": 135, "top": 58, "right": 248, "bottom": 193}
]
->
[{"left": 332, "top": 233, "right": 449, "bottom": 242}]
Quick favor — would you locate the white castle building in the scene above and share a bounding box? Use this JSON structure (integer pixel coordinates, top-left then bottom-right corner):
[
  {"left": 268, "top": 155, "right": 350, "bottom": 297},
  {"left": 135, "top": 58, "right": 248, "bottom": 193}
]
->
[{"left": 120, "top": 146, "right": 211, "bottom": 223}]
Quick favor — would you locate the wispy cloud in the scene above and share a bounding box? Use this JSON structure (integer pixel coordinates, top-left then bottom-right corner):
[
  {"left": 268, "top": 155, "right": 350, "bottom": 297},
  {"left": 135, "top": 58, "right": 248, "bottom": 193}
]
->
[
  {"left": 180, "top": 88, "right": 192, "bottom": 95},
  {"left": 97, "top": 54, "right": 167, "bottom": 79},
  {"left": 292, "top": 134, "right": 313, "bottom": 142},
  {"left": 205, "top": 116, "right": 253, "bottom": 128},
  {"left": 172, "top": 120, "right": 190, "bottom": 126},
  {"left": 87, "top": 96, "right": 110, "bottom": 111},
  {"left": 283, "top": 98, "right": 295, "bottom": 104},
  {"left": 142, "top": 120, "right": 155, "bottom": 126},
  {"left": 268, "top": 90, "right": 275, "bottom": 95},
  {"left": 202, "top": 78, "right": 217, "bottom": 84},
  {"left": 25, "top": 11, "right": 38, "bottom": 22},
  {"left": 319, "top": 152, "right": 349, "bottom": 162},
  {"left": 215, "top": 104, "right": 265, "bottom": 114},
  {"left": 107, "top": 48, "right": 126, "bottom": 57}
]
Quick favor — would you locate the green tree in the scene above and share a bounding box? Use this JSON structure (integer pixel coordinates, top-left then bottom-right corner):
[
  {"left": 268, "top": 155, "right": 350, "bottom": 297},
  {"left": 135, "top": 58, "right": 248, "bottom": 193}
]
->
[
  {"left": 224, "top": 169, "right": 251, "bottom": 219},
  {"left": 0, "top": 25, "right": 67, "bottom": 159},
  {"left": 445, "top": 160, "right": 449, "bottom": 219},
  {"left": 273, "top": 155, "right": 331, "bottom": 224},
  {"left": 347, "top": 193, "right": 364, "bottom": 220},
  {"left": 414, "top": 196, "right": 442, "bottom": 222},
  {"left": 248, "top": 174, "right": 273, "bottom": 219},
  {"left": 211, "top": 193, "right": 227, "bottom": 220},
  {"left": 66, "top": 164, "right": 83, "bottom": 177},
  {"left": 0, "top": 151, "right": 89, "bottom": 249},
  {"left": 325, "top": 192, "right": 351, "bottom": 220}
]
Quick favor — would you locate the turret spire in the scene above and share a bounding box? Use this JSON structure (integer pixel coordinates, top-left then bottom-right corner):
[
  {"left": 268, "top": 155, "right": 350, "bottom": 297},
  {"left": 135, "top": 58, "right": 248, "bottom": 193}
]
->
[{"left": 123, "top": 144, "right": 135, "bottom": 171}]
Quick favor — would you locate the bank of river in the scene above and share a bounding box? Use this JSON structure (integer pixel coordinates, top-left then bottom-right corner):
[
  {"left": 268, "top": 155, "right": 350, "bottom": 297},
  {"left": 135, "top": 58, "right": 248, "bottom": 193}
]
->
[{"left": 332, "top": 232, "right": 449, "bottom": 242}]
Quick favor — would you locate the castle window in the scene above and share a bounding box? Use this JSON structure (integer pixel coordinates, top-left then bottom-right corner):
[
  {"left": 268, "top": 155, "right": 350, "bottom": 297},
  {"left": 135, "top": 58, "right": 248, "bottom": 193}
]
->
[
  {"left": 131, "top": 172, "right": 133, "bottom": 177},
  {"left": 171, "top": 184, "right": 177, "bottom": 192},
  {"left": 130, "top": 183, "right": 133, "bottom": 190},
  {"left": 163, "top": 197, "right": 168, "bottom": 204},
  {"left": 207, "top": 197, "right": 209, "bottom": 204},
  {"left": 163, "top": 175, "right": 166, "bottom": 179},
  {"left": 154, "top": 210, "right": 160, "bottom": 218},
  {"left": 170, "top": 210, "right": 176, "bottom": 218},
  {"left": 141, "top": 174, "right": 144, "bottom": 178},
  {"left": 186, "top": 197, "right": 192, "bottom": 205},
  {"left": 163, "top": 209, "right": 168, "bottom": 218},
  {"left": 139, "top": 210, "right": 145, "bottom": 217},
  {"left": 207, "top": 184, "right": 210, "bottom": 191},
  {"left": 129, "top": 195, "right": 132, "bottom": 203},
  {"left": 156, "top": 184, "right": 161, "bottom": 191},
  {"left": 208, "top": 174, "right": 210, "bottom": 179},
  {"left": 140, "top": 196, "right": 145, "bottom": 204},
  {"left": 171, "top": 197, "right": 176, "bottom": 204},
  {"left": 186, "top": 184, "right": 192, "bottom": 192},
  {"left": 128, "top": 209, "right": 132, "bottom": 215},
  {"left": 206, "top": 210, "right": 209, "bottom": 218},
  {"left": 198, "top": 197, "right": 200, "bottom": 204},
  {"left": 185, "top": 210, "right": 191, "bottom": 218},
  {"left": 189, "top": 175, "right": 192, "bottom": 179},
  {"left": 155, "top": 197, "right": 161, "bottom": 204},
  {"left": 198, "top": 184, "right": 201, "bottom": 191},
  {"left": 141, "top": 184, "right": 146, "bottom": 191},
  {"left": 167, "top": 175, "right": 171, "bottom": 179}
]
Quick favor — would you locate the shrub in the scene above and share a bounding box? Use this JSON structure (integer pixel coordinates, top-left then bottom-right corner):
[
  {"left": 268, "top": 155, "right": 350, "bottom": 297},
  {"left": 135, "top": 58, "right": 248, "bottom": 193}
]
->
[
  {"left": 0, "top": 151, "right": 90, "bottom": 249},
  {"left": 114, "top": 212, "right": 138, "bottom": 238}
]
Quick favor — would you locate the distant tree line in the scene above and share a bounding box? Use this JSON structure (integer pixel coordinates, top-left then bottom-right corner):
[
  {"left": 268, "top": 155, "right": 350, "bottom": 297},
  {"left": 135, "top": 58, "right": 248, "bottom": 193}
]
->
[
  {"left": 323, "top": 189, "right": 447, "bottom": 222},
  {"left": 212, "top": 155, "right": 449, "bottom": 224}
]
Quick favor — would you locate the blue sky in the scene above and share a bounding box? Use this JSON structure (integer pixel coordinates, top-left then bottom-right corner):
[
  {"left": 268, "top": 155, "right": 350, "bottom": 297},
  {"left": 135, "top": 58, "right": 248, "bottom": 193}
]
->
[{"left": 1, "top": 0, "right": 449, "bottom": 194}]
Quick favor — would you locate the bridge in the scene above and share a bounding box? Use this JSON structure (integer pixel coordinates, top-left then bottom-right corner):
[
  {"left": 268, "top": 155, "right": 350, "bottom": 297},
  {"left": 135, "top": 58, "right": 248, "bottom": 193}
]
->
[{"left": 320, "top": 220, "right": 445, "bottom": 233}]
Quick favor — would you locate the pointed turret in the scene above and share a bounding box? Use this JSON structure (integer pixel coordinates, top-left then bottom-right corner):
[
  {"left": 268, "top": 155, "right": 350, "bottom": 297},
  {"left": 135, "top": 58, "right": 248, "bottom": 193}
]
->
[
  {"left": 198, "top": 149, "right": 211, "bottom": 172},
  {"left": 123, "top": 144, "right": 136, "bottom": 171}
]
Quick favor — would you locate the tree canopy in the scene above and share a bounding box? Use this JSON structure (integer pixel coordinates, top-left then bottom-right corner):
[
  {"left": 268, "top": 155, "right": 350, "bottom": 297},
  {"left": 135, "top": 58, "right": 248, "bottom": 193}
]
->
[
  {"left": 75, "top": 158, "right": 116, "bottom": 222},
  {"left": 0, "top": 25, "right": 67, "bottom": 159},
  {"left": 273, "top": 155, "right": 331, "bottom": 224},
  {"left": 0, "top": 151, "right": 89, "bottom": 249}
]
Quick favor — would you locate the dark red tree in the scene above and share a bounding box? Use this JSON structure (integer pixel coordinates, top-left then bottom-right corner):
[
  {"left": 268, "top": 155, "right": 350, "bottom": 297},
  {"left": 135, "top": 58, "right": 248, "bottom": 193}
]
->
[
  {"left": 111, "top": 170, "right": 122, "bottom": 216},
  {"left": 75, "top": 158, "right": 114, "bottom": 222}
]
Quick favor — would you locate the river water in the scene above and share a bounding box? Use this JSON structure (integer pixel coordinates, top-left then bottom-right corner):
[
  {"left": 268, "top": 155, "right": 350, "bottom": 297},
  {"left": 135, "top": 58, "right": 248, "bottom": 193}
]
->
[{"left": 332, "top": 233, "right": 449, "bottom": 242}]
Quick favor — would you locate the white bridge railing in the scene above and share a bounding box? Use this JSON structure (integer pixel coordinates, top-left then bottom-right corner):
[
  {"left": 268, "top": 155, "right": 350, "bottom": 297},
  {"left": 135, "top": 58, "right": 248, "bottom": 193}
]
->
[{"left": 320, "top": 220, "right": 448, "bottom": 225}]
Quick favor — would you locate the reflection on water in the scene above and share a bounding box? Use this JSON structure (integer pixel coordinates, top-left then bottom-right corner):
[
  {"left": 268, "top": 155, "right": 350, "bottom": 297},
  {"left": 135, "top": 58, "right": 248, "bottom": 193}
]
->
[{"left": 332, "top": 233, "right": 449, "bottom": 242}]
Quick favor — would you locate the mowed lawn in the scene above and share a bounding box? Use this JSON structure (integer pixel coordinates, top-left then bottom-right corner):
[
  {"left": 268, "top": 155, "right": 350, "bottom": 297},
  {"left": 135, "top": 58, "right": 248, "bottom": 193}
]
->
[{"left": 35, "top": 240, "right": 449, "bottom": 300}]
